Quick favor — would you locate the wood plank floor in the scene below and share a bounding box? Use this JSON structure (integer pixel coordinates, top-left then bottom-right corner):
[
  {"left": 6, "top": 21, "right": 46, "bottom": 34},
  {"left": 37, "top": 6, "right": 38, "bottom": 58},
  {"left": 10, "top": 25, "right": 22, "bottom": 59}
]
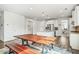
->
[
  {"left": 0, "top": 40, "right": 4, "bottom": 49},
  {"left": 3, "top": 39, "right": 79, "bottom": 54}
]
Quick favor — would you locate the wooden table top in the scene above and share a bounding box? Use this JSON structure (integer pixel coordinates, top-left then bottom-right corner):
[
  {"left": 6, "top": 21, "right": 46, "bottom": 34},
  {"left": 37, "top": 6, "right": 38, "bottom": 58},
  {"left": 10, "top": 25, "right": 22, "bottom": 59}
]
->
[{"left": 15, "top": 34, "right": 56, "bottom": 45}]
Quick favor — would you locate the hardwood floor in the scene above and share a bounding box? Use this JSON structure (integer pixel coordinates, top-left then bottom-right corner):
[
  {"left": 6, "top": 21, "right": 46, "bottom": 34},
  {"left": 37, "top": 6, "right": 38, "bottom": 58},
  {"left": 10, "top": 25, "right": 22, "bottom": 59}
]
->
[
  {"left": 4, "top": 39, "right": 79, "bottom": 54},
  {"left": 0, "top": 40, "right": 4, "bottom": 49}
]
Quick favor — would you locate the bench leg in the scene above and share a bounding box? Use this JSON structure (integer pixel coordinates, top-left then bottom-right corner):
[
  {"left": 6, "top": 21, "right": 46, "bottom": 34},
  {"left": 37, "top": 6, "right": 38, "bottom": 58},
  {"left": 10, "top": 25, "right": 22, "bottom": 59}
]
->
[{"left": 9, "top": 49, "right": 13, "bottom": 54}]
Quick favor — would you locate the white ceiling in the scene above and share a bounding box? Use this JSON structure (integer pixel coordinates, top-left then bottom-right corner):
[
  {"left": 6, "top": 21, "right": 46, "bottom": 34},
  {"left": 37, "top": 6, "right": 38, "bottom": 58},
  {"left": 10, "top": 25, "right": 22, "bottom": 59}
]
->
[{"left": 0, "top": 4, "right": 76, "bottom": 20}]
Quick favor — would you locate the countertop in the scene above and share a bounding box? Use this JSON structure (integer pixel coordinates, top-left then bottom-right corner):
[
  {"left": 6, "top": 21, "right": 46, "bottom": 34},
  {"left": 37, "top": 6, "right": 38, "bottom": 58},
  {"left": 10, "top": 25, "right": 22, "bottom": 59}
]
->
[{"left": 71, "top": 31, "right": 79, "bottom": 33}]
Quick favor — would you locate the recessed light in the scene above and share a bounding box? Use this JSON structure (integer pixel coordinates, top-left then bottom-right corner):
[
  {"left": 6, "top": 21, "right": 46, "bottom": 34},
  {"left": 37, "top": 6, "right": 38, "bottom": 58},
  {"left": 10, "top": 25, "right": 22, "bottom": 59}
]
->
[
  {"left": 30, "top": 8, "right": 33, "bottom": 10},
  {"left": 64, "top": 8, "right": 68, "bottom": 10},
  {"left": 42, "top": 11, "right": 45, "bottom": 16},
  {"left": 42, "top": 14, "right": 45, "bottom": 16},
  {"left": 59, "top": 10, "right": 63, "bottom": 13},
  {"left": 46, "top": 15, "right": 49, "bottom": 17},
  {"left": 42, "top": 11, "right": 44, "bottom": 14},
  {"left": 61, "top": 14, "right": 65, "bottom": 17},
  {"left": 47, "top": 16, "right": 50, "bottom": 19}
]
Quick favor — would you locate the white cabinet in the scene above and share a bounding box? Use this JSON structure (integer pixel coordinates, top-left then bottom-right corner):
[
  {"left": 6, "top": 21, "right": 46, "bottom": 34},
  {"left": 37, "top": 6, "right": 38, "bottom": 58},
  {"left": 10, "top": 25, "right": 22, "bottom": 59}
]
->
[
  {"left": 75, "top": 6, "right": 79, "bottom": 26},
  {"left": 70, "top": 32, "right": 79, "bottom": 50},
  {"left": 76, "top": 6, "right": 79, "bottom": 26},
  {"left": 0, "top": 11, "right": 4, "bottom": 41},
  {"left": 72, "top": 6, "right": 79, "bottom": 26},
  {"left": 72, "top": 10, "right": 77, "bottom": 26}
]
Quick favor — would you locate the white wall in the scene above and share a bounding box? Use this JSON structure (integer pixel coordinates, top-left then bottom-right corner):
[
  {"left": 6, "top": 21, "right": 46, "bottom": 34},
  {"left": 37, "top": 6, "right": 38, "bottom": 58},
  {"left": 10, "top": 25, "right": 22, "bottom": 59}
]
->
[
  {"left": 33, "top": 21, "right": 39, "bottom": 34},
  {"left": 0, "top": 11, "right": 4, "bottom": 41},
  {"left": 27, "top": 19, "right": 40, "bottom": 34},
  {"left": 25, "top": 19, "right": 41, "bottom": 34},
  {"left": 39, "top": 21, "right": 47, "bottom": 32},
  {"left": 4, "top": 11, "right": 26, "bottom": 42}
]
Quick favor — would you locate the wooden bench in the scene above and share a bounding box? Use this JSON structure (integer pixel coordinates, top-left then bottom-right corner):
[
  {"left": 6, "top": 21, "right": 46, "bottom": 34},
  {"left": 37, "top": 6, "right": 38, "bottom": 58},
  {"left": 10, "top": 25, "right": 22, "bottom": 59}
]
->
[{"left": 5, "top": 42, "right": 40, "bottom": 54}]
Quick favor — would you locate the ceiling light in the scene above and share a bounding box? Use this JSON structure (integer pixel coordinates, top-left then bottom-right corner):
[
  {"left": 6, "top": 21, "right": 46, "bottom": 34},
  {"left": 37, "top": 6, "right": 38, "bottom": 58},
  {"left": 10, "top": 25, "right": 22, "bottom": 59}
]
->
[
  {"left": 61, "top": 14, "right": 65, "bottom": 17},
  {"left": 42, "top": 11, "right": 45, "bottom": 16},
  {"left": 30, "top": 8, "right": 33, "bottom": 10},
  {"left": 65, "top": 8, "right": 68, "bottom": 10},
  {"left": 42, "top": 14, "right": 45, "bottom": 16},
  {"left": 59, "top": 10, "right": 63, "bottom": 13},
  {"left": 47, "top": 16, "right": 50, "bottom": 19},
  {"left": 42, "top": 11, "right": 45, "bottom": 14}
]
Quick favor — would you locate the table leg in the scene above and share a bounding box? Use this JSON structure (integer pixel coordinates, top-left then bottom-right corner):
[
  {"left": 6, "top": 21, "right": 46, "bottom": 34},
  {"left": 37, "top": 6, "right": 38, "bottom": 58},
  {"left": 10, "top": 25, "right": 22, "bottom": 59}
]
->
[
  {"left": 41, "top": 45, "right": 45, "bottom": 54},
  {"left": 51, "top": 44, "right": 53, "bottom": 49},
  {"left": 48, "top": 44, "right": 54, "bottom": 51},
  {"left": 32, "top": 42, "right": 35, "bottom": 45},
  {"left": 22, "top": 40, "right": 25, "bottom": 45},
  {"left": 41, "top": 45, "right": 48, "bottom": 54},
  {"left": 22, "top": 39, "right": 29, "bottom": 46},
  {"left": 26, "top": 40, "right": 29, "bottom": 46}
]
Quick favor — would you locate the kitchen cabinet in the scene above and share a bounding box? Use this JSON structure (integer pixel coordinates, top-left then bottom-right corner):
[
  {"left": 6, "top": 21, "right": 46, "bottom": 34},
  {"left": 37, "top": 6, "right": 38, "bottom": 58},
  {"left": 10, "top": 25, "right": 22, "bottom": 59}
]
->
[
  {"left": 70, "top": 32, "right": 79, "bottom": 50},
  {"left": 72, "top": 6, "right": 79, "bottom": 26}
]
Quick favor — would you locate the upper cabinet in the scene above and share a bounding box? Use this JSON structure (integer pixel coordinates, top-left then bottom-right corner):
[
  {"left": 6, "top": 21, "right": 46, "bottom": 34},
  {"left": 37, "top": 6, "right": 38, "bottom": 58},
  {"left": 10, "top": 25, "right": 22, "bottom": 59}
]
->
[
  {"left": 72, "top": 6, "right": 79, "bottom": 26},
  {"left": 72, "top": 10, "right": 76, "bottom": 26}
]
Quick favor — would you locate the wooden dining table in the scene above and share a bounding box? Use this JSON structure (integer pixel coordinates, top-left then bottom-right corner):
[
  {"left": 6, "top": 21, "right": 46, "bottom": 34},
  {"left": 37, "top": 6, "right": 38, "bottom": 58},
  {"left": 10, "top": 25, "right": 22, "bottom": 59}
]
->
[{"left": 14, "top": 34, "right": 56, "bottom": 53}]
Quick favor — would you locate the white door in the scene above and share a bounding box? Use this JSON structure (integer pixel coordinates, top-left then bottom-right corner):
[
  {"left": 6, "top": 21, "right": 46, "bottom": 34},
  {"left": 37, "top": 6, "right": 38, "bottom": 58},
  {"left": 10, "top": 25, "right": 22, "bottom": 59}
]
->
[{"left": 27, "top": 21, "right": 33, "bottom": 34}]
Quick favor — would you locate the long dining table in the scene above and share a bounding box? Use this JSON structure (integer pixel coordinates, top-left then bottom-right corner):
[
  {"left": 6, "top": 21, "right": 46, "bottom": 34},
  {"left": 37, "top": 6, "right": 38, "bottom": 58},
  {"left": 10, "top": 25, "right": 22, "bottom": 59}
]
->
[{"left": 14, "top": 34, "right": 56, "bottom": 53}]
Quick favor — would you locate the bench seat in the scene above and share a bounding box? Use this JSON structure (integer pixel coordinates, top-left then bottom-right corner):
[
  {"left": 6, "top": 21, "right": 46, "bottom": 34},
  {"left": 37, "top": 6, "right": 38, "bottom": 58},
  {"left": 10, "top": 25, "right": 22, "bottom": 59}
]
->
[{"left": 5, "top": 42, "right": 40, "bottom": 54}]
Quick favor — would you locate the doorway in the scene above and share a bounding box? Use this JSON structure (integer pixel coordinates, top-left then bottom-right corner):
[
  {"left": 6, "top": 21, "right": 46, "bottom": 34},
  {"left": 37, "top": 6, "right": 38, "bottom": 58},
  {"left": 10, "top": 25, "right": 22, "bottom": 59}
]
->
[{"left": 27, "top": 21, "right": 33, "bottom": 34}]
